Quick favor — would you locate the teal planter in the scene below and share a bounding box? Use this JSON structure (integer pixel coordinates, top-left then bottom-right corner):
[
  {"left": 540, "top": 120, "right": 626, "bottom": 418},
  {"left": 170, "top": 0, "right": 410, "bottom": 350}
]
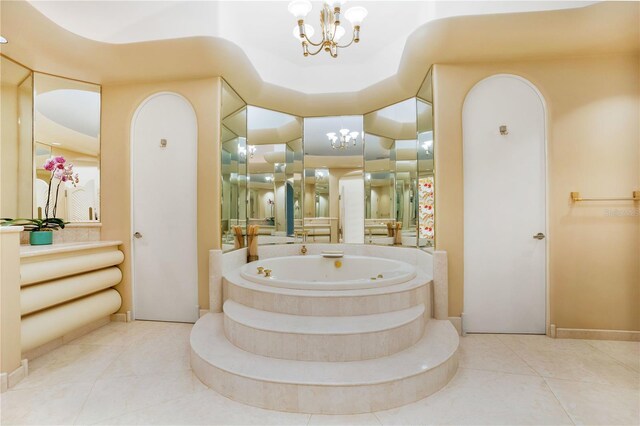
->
[{"left": 30, "top": 231, "right": 53, "bottom": 245}]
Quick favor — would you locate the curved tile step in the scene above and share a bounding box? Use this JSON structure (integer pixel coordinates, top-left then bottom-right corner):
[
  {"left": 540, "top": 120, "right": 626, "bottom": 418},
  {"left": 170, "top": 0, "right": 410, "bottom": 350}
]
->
[
  {"left": 223, "top": 300, "right": 426, "bottom": 361},
  {"left": 191, "top": 313, "right": 459, "bottom": 414},
  {"left": 223, "top": 269, "right": 432, "bottom": 316}
]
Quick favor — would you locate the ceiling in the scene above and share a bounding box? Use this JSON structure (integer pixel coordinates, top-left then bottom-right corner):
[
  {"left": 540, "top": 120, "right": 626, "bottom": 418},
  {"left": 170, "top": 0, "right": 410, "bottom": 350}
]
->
[
  {"left": 27, "top": 0, "right": 599, "bottom": 95},
  {"left": 1, "top": 1, "right": 638, "bottom": 116}
]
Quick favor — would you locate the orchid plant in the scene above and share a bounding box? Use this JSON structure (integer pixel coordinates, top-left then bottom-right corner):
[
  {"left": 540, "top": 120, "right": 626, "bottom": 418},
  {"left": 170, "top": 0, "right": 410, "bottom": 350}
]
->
[{"left": 1, "top": 155, "right": 78, "bottom": 232}]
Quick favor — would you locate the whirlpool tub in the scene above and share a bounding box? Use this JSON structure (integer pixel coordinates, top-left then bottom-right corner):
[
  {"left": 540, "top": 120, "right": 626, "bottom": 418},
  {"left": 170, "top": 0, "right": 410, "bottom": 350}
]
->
[{"left": 240, "top": 255, "right": 417, "bottom": 290}]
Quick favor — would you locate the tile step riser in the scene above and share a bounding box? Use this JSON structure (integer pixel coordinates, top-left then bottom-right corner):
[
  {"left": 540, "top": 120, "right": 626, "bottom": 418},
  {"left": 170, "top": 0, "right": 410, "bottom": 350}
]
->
[
  {"left": 223, "top": 312, "right": 427, "bottom": 362},
  {"left": 190, "top": 348, "right": 459, "bottom": 414},
  {"left": 223, "top": 279, "right": 431, "bottom": 317}
]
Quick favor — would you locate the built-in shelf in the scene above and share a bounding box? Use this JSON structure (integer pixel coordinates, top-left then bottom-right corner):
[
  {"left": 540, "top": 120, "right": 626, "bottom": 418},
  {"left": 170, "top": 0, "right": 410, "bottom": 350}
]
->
[{"left": 20, "top": 241, "right": 122, "bottom": 258}]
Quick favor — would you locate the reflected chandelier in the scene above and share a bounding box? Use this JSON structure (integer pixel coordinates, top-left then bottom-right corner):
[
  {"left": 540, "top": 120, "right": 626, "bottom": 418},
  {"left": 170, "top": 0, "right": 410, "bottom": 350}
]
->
[
  {"left": 288, "top": 0, "right": 368, "bottom": 57},
  {"left": 327, "top": 129, "right": 360, "bottom": 150}
]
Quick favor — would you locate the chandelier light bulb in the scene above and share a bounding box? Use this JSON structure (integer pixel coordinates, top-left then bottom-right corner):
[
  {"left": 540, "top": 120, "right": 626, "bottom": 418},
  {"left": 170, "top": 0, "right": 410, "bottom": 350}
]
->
[
  {"left": 292, "top": 24, "right": 315, "bottom": 39},
  {"left": 345, "top": 6, "right": 367, "bottom": 26},
  {"left": 288, "top": 0, "right": 312, "bottom": 19},
  {"left": 326, "top": 132, "right": 336, "bottom": 139},
  {"left": 339, "top": 128, "right": 349, "bottom": 136},
  {"left": 349, "top": 131, "right": 359, "bottom": 139},
  {"left": 333, "top": 26, "right": 345, "bottom": 41}
]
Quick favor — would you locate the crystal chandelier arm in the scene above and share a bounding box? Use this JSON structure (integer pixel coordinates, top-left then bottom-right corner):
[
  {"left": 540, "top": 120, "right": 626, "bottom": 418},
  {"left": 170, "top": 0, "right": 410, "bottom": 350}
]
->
[
  {"left": 302, "top": 33, "right": 324, "bottom": 47},
  {"left": 305, "top": 42, "right": 326, "bottom": 56}
]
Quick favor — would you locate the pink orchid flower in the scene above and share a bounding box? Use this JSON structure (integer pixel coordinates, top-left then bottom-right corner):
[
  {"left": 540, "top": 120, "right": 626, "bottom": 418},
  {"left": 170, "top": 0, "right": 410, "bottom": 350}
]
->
[{"left": 43, "top": 159, "right": 56, "bottom": 171}]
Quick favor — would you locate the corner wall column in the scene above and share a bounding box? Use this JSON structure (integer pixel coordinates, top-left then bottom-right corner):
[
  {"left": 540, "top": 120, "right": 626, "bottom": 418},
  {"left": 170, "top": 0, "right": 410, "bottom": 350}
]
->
[{"left": 0, "top": 227, "right": 24, "bottom": 387}]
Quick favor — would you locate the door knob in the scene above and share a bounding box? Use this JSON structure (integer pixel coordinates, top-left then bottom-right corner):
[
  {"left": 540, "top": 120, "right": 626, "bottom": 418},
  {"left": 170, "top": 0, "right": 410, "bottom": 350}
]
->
[
  {"left": 133, "top": 232, "right": 143, "bottom": 239},
  {"left": 533, "top": 232, "right": 545, "bottom": 240}
]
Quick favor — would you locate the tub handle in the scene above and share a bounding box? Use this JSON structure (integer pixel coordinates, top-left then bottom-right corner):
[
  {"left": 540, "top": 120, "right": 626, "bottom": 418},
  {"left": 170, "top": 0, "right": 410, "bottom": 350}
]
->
[
  {"left": 264, "top": 269, "right": 272, "bottom": 278},
  {"left": 257, "top": 267, "right": 264, "bottom": 275}
]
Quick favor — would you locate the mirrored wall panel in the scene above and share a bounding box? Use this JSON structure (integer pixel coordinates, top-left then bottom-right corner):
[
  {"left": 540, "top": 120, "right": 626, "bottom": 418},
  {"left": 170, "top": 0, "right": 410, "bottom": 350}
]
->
[
  {"left": 364, "top": 98, "right": 419, "bottom": 247},
  {"left": 416, "top": 67, "right": 435, "bottom": 247},
  {"left": 303, "top": 116, "right": 364, "bottom": 243},
  {"left": 247, "top": 106, "right": 302, "bottom": 245},
  {"left": 1, "top": 56, "right": 33, "bottom": 220},
  {"left": 221, "top": 81, "right": 247, "bottom": 252},
  {"left": 33, "top": 73, "right": 101, "bottom": 222}
]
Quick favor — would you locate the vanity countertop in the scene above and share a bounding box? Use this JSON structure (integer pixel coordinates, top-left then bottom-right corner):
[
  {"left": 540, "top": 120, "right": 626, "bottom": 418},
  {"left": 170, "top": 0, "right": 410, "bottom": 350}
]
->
[{"left": 20, "top": 241, "right": 123, "bottom": 258}]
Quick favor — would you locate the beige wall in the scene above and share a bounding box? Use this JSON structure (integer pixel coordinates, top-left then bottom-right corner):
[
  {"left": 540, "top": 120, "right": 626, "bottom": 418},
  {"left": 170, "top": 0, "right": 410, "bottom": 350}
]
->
[
  {"left": 1, "top": 84, "right": 19, "bottom": 218},
  {"left": 434, "top": 54, "right": 640, "bottom": 331},
  {"left": 101, "top": 77, "right": 221, "bottom": 313}
]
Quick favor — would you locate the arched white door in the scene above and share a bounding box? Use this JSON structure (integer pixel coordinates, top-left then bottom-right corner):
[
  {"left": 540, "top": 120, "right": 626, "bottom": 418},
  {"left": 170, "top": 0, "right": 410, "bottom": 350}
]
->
[
  {"left": 131, "top": 92, "right": 198, "bottom": 323},
  {"left": 463, "top": 75, "right": 546, "bottom": 334}
]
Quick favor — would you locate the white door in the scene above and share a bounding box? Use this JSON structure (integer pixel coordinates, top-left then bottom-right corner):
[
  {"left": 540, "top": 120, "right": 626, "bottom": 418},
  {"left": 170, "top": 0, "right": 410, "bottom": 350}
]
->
[
  {"left": 463, "top": 75, "right": 546, "bottom": 334},
  {"left": 132, "top": 93, "right": 198, "bottom": 323},
  {"left": 339, "top": 175, "right": 365, "bottom": 244}
]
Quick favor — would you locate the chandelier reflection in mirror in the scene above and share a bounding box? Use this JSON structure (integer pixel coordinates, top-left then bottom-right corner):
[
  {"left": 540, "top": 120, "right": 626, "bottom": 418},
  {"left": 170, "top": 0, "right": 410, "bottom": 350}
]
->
[
  {"left": 327, "top": 128, "right": 360, "bottom": 150},
  {"left": 288, "top": 0, "right": 368, "bottom": 57},
  {"left": 237, "top": 144, "right": 256, "bottom": 159}
]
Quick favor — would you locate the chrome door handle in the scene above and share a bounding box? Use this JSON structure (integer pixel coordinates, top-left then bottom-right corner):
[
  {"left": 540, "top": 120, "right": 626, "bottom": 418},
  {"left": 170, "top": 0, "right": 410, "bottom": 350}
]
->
[
  {"left": 133, "top": 232, "right": 143, "bottom": 239},
  {"left": 533, "top": 232, "right": 545, "bottom": 240}
]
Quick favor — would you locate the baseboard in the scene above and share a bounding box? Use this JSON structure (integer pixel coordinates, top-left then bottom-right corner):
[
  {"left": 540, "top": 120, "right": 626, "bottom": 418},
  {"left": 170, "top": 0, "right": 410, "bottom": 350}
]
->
[
  {"left": 23, "top": 316, "right": 111, "bottom": 360},
  {"left": 110, "top": 310, "right": 131, "bottom": 322},
  {"left": 448, "top": 316, "right": 462, "bottom": 335},
  {"left": 0, "top": 359, "right": 28, "bottom": 393},
  {"left": 555, "top": 327, "right": 640, "bottom": 342}
]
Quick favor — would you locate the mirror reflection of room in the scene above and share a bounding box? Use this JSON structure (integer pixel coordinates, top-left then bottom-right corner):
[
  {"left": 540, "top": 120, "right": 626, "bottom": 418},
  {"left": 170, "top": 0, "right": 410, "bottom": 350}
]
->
[
  {"left": 303, "top": 116, "right": 364, "bottom": 243},
  {"left": 220, "top": 81, "right": 247, "bottom": 252},
  {"left": 32, "top": 73, "right": 101, "bottom": 222},
  {"left": 416, "top": 68, "right": 435, "bottom": 248},
  {"left": 364, "top": 98, "right": 420, "bottom": 246},
  {"left": 246, "top": 106, "right": 303, "bottom": 245}
]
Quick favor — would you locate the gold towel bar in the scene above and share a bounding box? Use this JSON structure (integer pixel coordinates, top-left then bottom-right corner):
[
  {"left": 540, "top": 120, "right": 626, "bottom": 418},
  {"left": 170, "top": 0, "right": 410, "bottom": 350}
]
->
[{"left": 571, "top": 191, "right": 640, "bottom": 202}]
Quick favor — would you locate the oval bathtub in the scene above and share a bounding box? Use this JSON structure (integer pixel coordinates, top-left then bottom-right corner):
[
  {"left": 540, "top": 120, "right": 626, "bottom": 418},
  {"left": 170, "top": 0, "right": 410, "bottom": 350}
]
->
[{"left": 240, "top": 255, "right": 416, "bottom": 290}]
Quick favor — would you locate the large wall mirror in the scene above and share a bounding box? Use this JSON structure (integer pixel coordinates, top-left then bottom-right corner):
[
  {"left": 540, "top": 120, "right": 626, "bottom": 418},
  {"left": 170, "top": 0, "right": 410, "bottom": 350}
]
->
[
  {"left": 1, "top": 56, "right": 33, "bottom": 220},
  {"left": 246, "top": 106, "right": 303, "bottom": 245},
  {"left": 303, "top": 116, "right": 364, "bottom": 243},
  {"left": 416, "top": 68, "right": 435, "bottom": 248},
  {"left": 220, "top": 80, "right": 247, "bottom": 252},
  {"left": 1, "top": 57, "right": 101, "bottom": 225},
  {"left": 364, "top": 98, "right": 419, "bottom": 247},
  {"left": 218, "top": 68, "right": 434, "bottom": 251},
  {"left": 33, "top": 73, "right": 101, "bottom": 222}
]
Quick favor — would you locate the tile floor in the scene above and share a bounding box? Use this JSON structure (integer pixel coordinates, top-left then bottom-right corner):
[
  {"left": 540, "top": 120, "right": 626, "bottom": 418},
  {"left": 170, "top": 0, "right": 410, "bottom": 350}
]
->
[{"left": 1, "top": 321, "right": 638, "bottom": 425}]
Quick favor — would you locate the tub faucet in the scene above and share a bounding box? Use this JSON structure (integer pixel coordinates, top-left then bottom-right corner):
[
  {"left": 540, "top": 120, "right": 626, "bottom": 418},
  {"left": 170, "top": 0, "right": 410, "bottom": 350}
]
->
[{"left": 300, "top": 245, "right": 307, "bottom": 255}]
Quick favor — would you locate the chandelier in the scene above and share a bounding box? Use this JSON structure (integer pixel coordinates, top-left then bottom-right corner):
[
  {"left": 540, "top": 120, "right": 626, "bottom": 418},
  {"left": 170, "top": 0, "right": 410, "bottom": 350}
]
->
[
  {"left": 237, "top": 145, "right": 256, "bottom": 159},
  {"left": 288, "top": 0, "right": 368, "bottom": 58},
  {"left": 327, "top": 129, "right": 360, "bottom": 150}
]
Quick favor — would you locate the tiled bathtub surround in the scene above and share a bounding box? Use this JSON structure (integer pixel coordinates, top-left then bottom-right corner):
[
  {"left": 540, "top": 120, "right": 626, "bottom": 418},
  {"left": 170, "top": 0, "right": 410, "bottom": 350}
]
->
[
  {"left": 210, "top": 244, "right": 442, "bottom": 315},
  {"left": 198, "top": 243, "right": 456, "bottom": 414}
]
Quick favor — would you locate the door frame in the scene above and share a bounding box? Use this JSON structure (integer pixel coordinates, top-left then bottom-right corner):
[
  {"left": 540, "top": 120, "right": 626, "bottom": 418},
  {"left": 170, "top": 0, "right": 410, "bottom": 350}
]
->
[
  {"left": 461, "top": 74, "right": 550, "bottom": 335},
  {"left": 129, "top": 91, "right": 199, "bottom": 321}
]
